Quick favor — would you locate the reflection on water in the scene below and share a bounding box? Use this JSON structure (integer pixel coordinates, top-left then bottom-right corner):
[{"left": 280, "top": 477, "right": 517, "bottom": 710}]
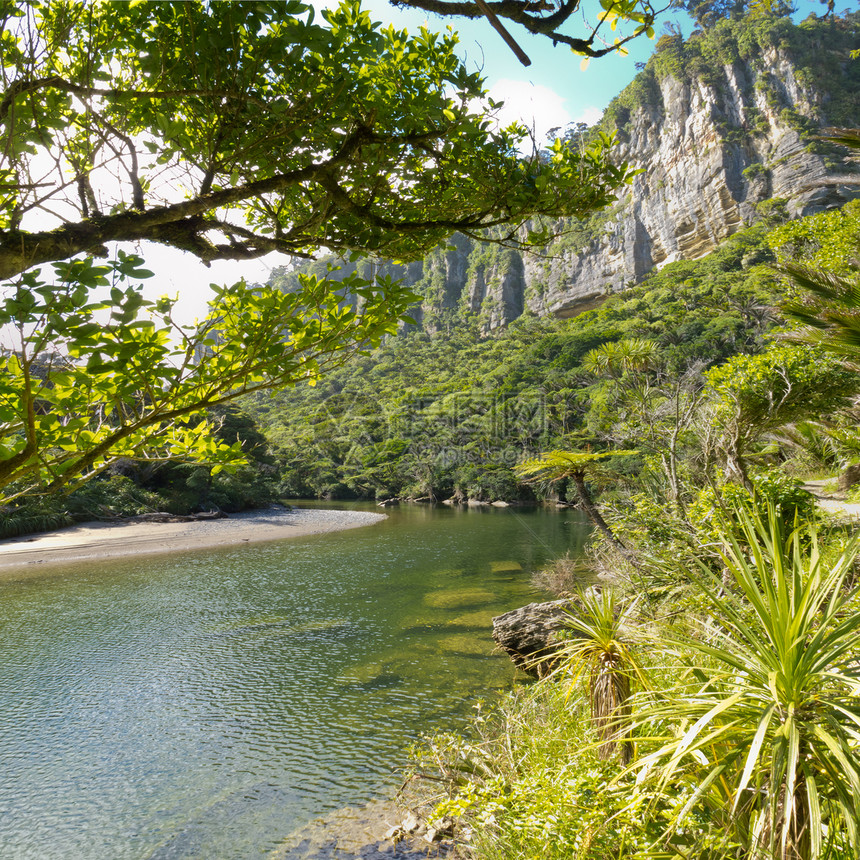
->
[{"left": 0, "top": 503, "right": 588, "bottom": 859}]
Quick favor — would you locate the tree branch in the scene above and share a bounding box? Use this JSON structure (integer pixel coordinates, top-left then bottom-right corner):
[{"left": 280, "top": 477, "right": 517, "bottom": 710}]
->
[
  {"left": 0, "top": 121, "right": 482, "bottom": 277},
  {"left": 473, "top": 0, "right": 532, "bottom": 66},
  {"left": 89, "top": 109, "right": 145, "bottom": 211},
  {"left": 391, "top": 0, "right": 662, "bottom": 54},
  {"left": 0, "top": 76, "right": 244, "bottom": 123}
]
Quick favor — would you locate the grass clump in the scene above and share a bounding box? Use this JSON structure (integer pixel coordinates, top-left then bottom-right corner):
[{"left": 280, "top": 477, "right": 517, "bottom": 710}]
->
[{"left": 418, "top": 686, "right": 656, "bottom": 860}]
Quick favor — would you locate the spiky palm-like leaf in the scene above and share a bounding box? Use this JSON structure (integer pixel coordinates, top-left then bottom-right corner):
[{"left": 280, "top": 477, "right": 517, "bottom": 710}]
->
[
  {"left": 633, "top": 508, "right": 860, "bottom": 860},
  {"left": 515, "top": 449, "right": 638, "bottom": 552},
  {"left": 769, "top": 421, "right": 841, "bottom": 471},
  {"left": 557, "top": 587, "right": 647, "bottom": 765},
  {"left": 582, "top": 338, "right": 660, "bottom": 377},
  {"left": 514, "top": 449, "right": 639, "bottom": 482},
  {"left": 782, "top": 262, "right": 860, "bottom": 364}
]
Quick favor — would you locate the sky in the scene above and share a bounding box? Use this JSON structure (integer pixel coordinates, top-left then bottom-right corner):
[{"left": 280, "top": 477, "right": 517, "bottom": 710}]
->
[
  {"left": 363, "top": 0, "right": 674, "bottom": 139},
  {"left": 357, "top": 0, "right": 834, "bottom": 140},
  {"left": 117, "top": 0, "right": 833, "bottom": 326}
]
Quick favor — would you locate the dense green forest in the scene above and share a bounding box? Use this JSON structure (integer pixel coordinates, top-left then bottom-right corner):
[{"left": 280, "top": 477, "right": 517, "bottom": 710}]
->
[
  {"left": 241, "top": 199, "right": 860, "bottom": 505},
  {"left": 6, "top": 196, "right": 856, "bottom": 539}
]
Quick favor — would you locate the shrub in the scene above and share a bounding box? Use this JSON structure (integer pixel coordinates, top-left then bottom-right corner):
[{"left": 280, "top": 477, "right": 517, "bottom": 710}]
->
[
  {"left": 0, "top": 497, "right": 73, "bottom": 538},
  {"left": 742, "top": 161, "right": 770, "bottom": 180},
  {"left": 64, "top": 476, "right": 164, "bottom": 519},
  {"left": 420, "top": 685, "right": 658, "bottom": 860},
  {"left": 689, "top": 469, "right": 816, "bottom": 543}
]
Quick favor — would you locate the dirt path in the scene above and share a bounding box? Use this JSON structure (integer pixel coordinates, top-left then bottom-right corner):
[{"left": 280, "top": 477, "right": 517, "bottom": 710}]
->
[{"left": 803, "top": 478, "right": 860, "bottom": 520}]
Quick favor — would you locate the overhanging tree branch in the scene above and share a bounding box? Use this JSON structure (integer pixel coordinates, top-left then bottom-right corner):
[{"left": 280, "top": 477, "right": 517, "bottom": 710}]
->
[
  {"left": 390, "top": 0, "right": 665, "bottom": 54},
  {"left": 0, "top": 0, "right": 640, "bottom": 504}
]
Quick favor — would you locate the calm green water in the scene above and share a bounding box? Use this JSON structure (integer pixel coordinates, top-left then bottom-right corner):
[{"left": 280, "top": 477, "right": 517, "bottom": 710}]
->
[{"left": 0, "top": 503, "right": 588, "bottom": 859}]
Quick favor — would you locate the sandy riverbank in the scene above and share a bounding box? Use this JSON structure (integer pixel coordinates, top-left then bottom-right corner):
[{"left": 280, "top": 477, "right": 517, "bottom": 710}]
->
[{"left": 0, "top": 506, "right": 386, "bottom": 574}]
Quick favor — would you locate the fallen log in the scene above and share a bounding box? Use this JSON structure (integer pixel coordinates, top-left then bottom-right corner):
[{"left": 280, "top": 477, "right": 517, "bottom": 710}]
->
[
  {"left": 492, "top": 599, "right": 575, "bottom": 677},
  {"left": 128, "top": 510, "right": 228, "bottom": 523}
]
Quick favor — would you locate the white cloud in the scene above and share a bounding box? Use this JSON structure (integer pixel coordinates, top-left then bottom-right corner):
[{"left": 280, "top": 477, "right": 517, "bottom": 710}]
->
[
  {"left": 485, "top": 79, "right": 571, "bottom": 147},
  {"left": 575, "top": 106, "right": 604, "bottom": 126}
]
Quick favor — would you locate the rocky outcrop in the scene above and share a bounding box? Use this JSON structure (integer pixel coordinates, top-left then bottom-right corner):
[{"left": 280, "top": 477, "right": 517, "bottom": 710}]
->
[
  {"left": 428, "top": 29, "right": 857, "bottom": 328},
  {"left": 272, "top": 16, "right": 859, "bottom": 332},
  {"left": 531, "top": 51, "right": 859, "bottom": 320},
  {"left": 491, "top": 599, "right": 575, "bottom": 676}
]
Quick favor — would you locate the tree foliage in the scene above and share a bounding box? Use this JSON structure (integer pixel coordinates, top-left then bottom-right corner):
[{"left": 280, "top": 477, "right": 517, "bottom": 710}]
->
[
  {"left": 0, "top": 0, "right": 634, "bottom": 279},
  {"left": 555, "top": 587, "right": 646, "bottom": 764},
  {"left": 515, "top": 449, "right": 637, "bottom": 549},
  {"left": 0, "top": 253, "right": 416, "bottom": 501},
  {"left": 0, "top": 0, "right": 642, "bottom": 501},
  {"left": 702, "top": 343, "right": 857, "bottom": 487}
]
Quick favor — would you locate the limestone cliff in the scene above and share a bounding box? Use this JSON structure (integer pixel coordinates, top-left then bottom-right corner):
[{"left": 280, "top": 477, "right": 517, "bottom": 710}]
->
[
  {"left": 271, "top": 13, "right": 860, "bottom": 331},
  {"left": 532, "top": 13, "right": 860, "bottom": 321}
]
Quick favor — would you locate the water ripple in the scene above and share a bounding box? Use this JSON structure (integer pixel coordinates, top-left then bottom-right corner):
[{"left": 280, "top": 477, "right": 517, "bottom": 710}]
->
[{"left": 0, "top": 504, "right": 586, "bottom": 859}]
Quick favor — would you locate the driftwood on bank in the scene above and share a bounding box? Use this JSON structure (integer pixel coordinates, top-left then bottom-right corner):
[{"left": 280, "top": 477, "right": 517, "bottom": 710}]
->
[
  {"left": 127, "top": 510, "right": 228, "bottom": 524},
  {"left": 492, "top": 599, "right": 575, "bottom": 677}
]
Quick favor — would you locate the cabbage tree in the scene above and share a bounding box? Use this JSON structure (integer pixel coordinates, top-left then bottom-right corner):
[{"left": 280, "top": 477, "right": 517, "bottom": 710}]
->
[
  {"left": 556, "top": 587, "right": 646, "bottom": 764},
  {"left": 634, "top": 509, "right": 860, "bottom": 860}
]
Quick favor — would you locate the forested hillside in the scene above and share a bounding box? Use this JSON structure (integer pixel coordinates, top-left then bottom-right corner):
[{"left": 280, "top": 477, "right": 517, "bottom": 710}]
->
[
  {"left": 247, "top": 200, "right": 860, "bottom": 502},
  {"left": 3, "top": 6, "right": 857, "bottom": 533},
  {"left": 5, "top": 3, "right": 860, "bottom": 852}
]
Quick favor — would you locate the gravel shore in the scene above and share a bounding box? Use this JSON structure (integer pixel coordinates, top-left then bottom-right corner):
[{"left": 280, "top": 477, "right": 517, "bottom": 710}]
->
[{"left": 0, "top": 506, "right": 386, "bottom": 575}]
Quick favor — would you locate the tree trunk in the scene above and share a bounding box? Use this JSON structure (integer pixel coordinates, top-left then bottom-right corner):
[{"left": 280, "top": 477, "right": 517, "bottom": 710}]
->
[
  {"left": 570, "top": 472, "right": 628, "bottom": 554},
  {"left": 723, "top": 430, "right": 754, "bottom": 492},
  {"left": 593, "top": 655, "right": 632, "bottom": 765},
  {"left": 762, "top": 775, "right": 810, "bottom": 860}
]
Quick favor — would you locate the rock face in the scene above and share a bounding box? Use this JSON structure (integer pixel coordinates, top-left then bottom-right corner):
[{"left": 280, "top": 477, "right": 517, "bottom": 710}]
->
[
  {"left": 531, "top": 54, "right": 859, "bottom": 321},
  {"left": 491, "top": 599, "right": 575, "bottom": 677},
  {"left": 272, "top": 16, "right": 859, "bottom": 332}
]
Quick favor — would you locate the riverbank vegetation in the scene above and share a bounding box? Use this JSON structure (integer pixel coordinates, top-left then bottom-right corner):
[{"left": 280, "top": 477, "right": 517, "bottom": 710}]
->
[
  {"left": 0, "top": 404, "right": 281, "bottom": 537},
  {"left": 418, "top": 503, "right": 860, "bottom": 859},
  {"left": 6, "top": 197, "right": 857, "bottom": 536},
  {"left": 408, "top": 196, "right": 860, "bottom": 857},
  {"left": 242, "top": 199, "right": 860, "bottom": 505}
]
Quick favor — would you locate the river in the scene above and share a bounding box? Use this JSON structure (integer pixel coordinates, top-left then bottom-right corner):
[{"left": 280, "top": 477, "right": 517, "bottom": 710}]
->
[{"left": 0, "top": 502, "right": 589, "bottom": 859}]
